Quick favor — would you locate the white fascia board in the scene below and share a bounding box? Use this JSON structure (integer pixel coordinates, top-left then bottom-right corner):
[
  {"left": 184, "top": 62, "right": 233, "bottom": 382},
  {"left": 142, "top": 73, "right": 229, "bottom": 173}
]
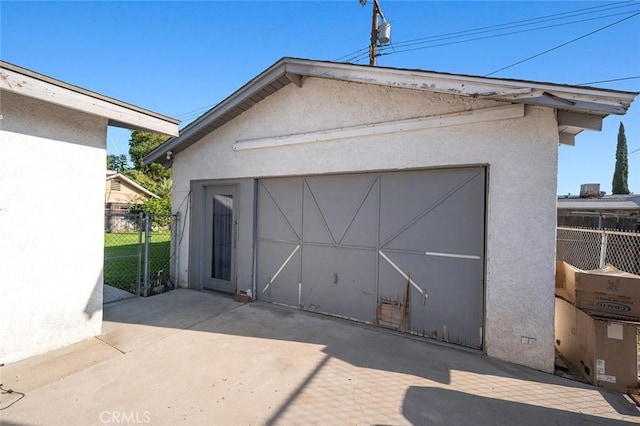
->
[
  {"left": 234, "top": 104, "right": 524, "bottom": 151},
  {"left": 145, "top": 61, "right": 291, "bottom": 164},
  {"left": 285, "top": 61, "right": 534, "bottom": 98},
  {"left": 174, "top": 62, "right": 288, "bottom": 143},
  {"left": 287, "top": 60, "right": 636, "bottom": 105},
  {"left": 486, "top": 91, "right": 627, "bottom": 115},
  {"left": 285, "top": 60, "right": 637, "bottom": 115},
  {"left": 0, "top": 67, "right": 179, "bottom": 136}
]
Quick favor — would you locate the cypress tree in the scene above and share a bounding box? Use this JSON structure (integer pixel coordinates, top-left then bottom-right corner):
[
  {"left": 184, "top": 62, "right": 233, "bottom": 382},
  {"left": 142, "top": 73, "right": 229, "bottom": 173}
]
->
[{"left": 612, "top": 122, "right": 630, "bottom": 195}]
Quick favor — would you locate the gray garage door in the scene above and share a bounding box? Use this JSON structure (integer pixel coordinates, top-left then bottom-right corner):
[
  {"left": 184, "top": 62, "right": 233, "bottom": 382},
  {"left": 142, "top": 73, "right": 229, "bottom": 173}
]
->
[{"left": 256, "top": 167, "right": 485, "bottom": 348}]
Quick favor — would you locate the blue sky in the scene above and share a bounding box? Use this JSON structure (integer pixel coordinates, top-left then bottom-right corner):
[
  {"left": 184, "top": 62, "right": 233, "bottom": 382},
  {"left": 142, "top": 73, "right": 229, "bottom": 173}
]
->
[{"left": 2, "top": 1, "right": 639, "bottom": 195}]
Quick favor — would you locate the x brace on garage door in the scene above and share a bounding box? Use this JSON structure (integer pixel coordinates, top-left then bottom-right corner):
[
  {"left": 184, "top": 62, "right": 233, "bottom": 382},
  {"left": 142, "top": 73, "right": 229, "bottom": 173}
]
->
[{"left": 256, "top": 167, "right": 486, "bottom": 348}]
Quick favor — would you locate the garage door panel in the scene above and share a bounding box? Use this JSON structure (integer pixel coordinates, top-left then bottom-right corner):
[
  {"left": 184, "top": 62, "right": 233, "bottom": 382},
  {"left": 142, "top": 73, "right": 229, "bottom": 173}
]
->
[
  {"left": 377, "top": 251, "right": 429, "bottom": 303},
  {"left": 302, "top": 185, "right": 336, "bottom": 245},
  {"left": 409, "top": 258, "right": 483, "bottom": 348},
  {"left": 338, "top": 177, "right": 379, "bottom": 248},
  {"left": 305, "top": 175, "right": 378, "bottom": 243},
  {"left": 301, "top": 245, "right": 377, "bottom": 322},
  {"left": 379, "top": 168, "right": 481, "bottom": 244},
  {"left": 257, "top": 167, "right": 485, "bottom": 350},
  {"left": 384, "top": 175, "right": 485, "bottom": 255},
  {"left": 257, "top": 241, "right": 301, "bottom": 306},
  {"left": 378, "top": 252, "right": 482, "bottom": 347},
  {"left": 259, "top": 179, "right": 303, "bottom": 239},
  {"left": 257, "top": 188, "right": 300, "bottom": 243}
]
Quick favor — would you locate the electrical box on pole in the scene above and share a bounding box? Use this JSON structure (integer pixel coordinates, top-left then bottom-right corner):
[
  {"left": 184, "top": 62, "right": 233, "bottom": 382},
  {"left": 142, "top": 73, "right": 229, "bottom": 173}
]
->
[{"left": 361, "top": 0, "right": 391, "bottom": 66}]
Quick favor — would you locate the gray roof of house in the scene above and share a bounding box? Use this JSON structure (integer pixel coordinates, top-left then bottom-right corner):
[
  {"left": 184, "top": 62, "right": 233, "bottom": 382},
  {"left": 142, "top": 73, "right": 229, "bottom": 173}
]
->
[{"left": 557, "top": 194, "right": 640, "bottom": 211}]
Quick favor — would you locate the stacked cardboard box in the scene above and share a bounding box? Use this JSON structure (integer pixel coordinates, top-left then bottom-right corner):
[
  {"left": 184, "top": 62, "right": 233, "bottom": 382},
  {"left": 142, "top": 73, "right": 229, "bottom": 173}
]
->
[
  {"left": 556, "top": 261, "right": 640, "bottom": 319},
  {"left": 555, "top": 261, "right": 640, "bottom": 393}
]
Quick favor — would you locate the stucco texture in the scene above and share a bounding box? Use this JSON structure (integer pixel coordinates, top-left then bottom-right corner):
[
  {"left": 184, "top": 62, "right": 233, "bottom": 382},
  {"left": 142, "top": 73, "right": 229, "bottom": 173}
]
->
[
  {"left": 172, "top": 77, "right": 558, "bottom": 373},
  {"left": 0, "top": 90, "right": 107, "bottom": 364}
]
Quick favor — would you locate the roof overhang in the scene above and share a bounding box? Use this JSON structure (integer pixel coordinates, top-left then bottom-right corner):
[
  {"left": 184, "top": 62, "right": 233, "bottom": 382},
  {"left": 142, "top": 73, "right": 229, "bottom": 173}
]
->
[
  {"left": 0, "top": 60, "right": 180, "bottom": 137},
  {"left": 557, "top": 196, "right": 640, "bottom": 212},
  {"left": 145, "top": 57, "right": 637, "bottom": 165}
]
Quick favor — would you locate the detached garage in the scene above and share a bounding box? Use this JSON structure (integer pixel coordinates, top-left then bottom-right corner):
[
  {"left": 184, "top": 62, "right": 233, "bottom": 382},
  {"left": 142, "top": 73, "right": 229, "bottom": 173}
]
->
[{"left": 146, "top": 58, "right": 636, "bottom": 373}]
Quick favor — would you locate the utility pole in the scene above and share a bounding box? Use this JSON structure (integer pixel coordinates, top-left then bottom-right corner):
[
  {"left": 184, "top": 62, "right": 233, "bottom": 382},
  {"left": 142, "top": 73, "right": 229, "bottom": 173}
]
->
[
  {"left": 361, "top": 0, "right": 391, "bottom": 67},
  {"left": 369, "top": 0, "right": 380, "bottom": 66}
]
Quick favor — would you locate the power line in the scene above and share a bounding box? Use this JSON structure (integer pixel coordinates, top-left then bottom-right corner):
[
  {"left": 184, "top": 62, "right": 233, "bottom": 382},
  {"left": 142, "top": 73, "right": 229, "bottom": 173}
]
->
[
  {"left": 174, "top": 104, "right": 215, "bottom": 119},
  {"left": 385, "top": 1, "right": 637, "bottom": 50},
  {"left": 576, "top": 76, "right": 640, "bottom": 86},
  {"left": 377, "top": 9, "right": 639, "bottom": 57},
  {"left": 484, "top": 12, "right": 640, "bottom": 77},
  {"left": 345, "top": 8, "right": 639, "bottom": 65},
  {"left": 334, "top": 0, "right": 636, "bottom": 62},
  {"left": 177, "top": 3, "right": 640, "bottom": 124}
]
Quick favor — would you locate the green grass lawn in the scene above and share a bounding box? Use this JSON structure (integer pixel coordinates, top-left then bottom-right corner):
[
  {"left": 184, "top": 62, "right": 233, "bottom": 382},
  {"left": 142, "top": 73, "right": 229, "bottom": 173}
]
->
[{"left": 104, "top": 232, "right": 171, "bottom": 292}]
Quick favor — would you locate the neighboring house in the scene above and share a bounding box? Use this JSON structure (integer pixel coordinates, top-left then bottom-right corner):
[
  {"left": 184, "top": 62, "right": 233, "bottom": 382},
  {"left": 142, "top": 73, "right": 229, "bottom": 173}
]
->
[
  {"left": 558, "top": 184, "right": 640, "bottom": 230},
  {"left": 106, "top": 170, "right": 159, "bottom": 212},
  {"left": 146, "top": 58, "right": 637, "bottom": 374},
  {"left": 105, "top": 171, "right": 159, "bottom": 232},
  {"left": 0, "top": 60, "right": 179, "bottom": 364}
]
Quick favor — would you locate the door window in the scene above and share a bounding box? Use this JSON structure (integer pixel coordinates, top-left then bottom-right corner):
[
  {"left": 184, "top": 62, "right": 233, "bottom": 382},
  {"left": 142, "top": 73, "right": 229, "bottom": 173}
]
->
[{"left": 211, "top": 194, "right": 233, "bottom": 281}]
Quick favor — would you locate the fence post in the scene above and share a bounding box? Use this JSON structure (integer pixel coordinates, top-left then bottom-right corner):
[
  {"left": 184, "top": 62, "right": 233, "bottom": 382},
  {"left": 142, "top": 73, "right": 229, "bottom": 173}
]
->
[
  {"left": 174, "top": 212, "right": 180, "bottom": 289},
  {"left": 599, "top": 229, "right": 608, "bottom": 268},
  {"left": 136, "top": 213, "right": 144, "bottom": 295},
  {"left": 143, "top": 213, "right": 151, "bottom": 297}
]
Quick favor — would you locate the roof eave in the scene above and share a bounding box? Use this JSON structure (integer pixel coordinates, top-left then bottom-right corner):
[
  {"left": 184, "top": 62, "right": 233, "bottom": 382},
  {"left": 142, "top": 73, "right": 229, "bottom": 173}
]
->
[
  {"left": 144, "top": 57, "right": 638, "bottom": 165},
  {"left": 0, "top": 60, "right": 180, "bottom": 137}
]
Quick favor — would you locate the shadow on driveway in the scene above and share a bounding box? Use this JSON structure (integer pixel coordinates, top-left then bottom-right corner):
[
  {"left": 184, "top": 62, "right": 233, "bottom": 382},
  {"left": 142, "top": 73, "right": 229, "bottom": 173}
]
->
[{"left": 99, "top": 289, "right": 639, "bottom": 424}]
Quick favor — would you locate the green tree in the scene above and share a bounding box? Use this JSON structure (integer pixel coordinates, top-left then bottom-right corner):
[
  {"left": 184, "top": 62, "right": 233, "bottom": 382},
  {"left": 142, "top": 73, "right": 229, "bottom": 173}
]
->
[
  {"left": 126, "top": 131, "right": 173, "bottom": 221},
  {"left": 130, "top": 197, "right": 172, "bottom": 226},
  {"left": 612, "top": 122, "right": 630, "bottom": 195},
  {"left": 106, "top": 154, "right": 129, "bottom": 172},
  {"left": 129, "top": 131, "right": 169, "bottom": 170},
  {"left": 123, "top": 169, "right": 161, "bottom": 194}
]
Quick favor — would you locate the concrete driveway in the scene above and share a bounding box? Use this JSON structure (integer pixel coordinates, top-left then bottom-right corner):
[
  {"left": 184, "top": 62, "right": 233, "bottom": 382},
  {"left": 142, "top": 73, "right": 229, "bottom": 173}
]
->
[{"left": 2, "top": 289, "right": 639, "bottom": 425}]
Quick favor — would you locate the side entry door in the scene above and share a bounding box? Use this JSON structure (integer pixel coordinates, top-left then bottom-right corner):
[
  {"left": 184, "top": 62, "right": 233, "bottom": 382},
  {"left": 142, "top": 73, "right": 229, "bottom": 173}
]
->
[{"left": 203, "top": 185, "right": 237, "bottom": 293}]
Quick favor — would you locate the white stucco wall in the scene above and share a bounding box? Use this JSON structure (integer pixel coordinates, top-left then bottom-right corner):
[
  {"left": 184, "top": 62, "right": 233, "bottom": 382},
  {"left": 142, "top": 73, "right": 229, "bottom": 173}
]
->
[
  {"left": 0, "top": 90, "right": 107, "bottom": 364},
  {"left": 172, "top": 78, "right": 558, "bottom": 373}
]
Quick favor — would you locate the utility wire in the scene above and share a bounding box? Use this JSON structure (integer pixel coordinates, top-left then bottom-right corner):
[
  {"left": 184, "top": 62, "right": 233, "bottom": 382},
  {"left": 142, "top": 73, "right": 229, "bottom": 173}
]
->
[
  {"left": 484, "top": 12, "right": 640, "bottom": 77},
  {"left": 174, "top": 104, "right": 215, "bottom": 119},
  {"left": 177, "top": 3, "right": 639, "bottom": 124},
  {"left": 342, "top": 8, "right": 639, "bottom": 65},
  {"left": 333, "top": 0, "right": 635, "bottom": 62},
  {"left": 383, "top": 1, "right": 637, "bottom": 50},
  {"left": 576, "top": 76, "right": 640, "bottom": 86},
  {"left": 378, "top": 9, "right": 638, "bottom": 56}
]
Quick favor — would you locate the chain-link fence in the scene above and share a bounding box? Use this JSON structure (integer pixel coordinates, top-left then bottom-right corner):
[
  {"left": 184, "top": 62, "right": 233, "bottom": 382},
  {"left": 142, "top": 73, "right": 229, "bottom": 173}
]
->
[
  {"left": 556, "top": 227, "right": 640, "bottom": 275},
  {"left": 104, "top": 212, "right": 179, "bottom": 297}
]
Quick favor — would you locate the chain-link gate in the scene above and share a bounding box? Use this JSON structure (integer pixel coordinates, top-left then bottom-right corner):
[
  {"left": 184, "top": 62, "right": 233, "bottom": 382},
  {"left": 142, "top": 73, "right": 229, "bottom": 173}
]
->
[
  {"left": 556, "top": 226, "right": 640, "bottom": 275},
  {"left": 104, "top": 212, "right": 179, "bottom": 298}
]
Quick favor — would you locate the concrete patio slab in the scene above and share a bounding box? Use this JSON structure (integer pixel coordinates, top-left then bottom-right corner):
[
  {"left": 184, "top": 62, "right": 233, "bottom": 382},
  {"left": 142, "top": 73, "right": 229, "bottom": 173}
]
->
[
  {"left": 103, "top": 284, "right": 136, "bottom": 304},
  {"left": 1, "top": 289, "right": 639, "bottom": 425}
]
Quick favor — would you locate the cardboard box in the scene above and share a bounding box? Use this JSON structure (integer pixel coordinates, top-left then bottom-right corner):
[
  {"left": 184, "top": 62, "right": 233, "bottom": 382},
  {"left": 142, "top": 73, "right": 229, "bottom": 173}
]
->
[
  {"left": 576, "top": 265, "right": 640, "bottom": 320},
  {"left": 555, "top": 297, "right": 639, "bottom": 393},
  {"left": 555, "top": 261, "right": 640, "bottom": 321},
  {"left": 555, "top": 260, "right": 580, "bottom": 304}
]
